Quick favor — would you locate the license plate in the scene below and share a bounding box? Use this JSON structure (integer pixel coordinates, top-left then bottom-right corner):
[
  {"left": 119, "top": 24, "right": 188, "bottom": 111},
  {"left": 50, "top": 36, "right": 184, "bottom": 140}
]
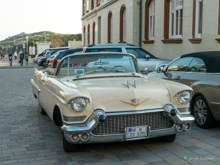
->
[{"left": 126, "top": 126, "right": 148, "bottom": 139}]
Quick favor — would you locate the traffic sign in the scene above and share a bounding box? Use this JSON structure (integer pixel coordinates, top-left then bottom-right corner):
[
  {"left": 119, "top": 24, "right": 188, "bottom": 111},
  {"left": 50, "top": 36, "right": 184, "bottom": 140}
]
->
[{"left": 23, "top": 43, "right": 26, "bottom": 48}]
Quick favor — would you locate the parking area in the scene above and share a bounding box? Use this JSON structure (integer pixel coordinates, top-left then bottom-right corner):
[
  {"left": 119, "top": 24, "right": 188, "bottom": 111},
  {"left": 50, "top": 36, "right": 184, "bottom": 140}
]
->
[{"left": 0, "top": 67, "right": 220, "bottom": 165}]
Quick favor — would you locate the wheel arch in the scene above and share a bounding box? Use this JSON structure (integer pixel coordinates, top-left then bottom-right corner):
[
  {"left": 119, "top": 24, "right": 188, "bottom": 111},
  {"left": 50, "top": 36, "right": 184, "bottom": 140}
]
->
[
  {"left": 53, "top": 104, "right": 63, "bottom": 126},
  {"left": 190, "top": 92, "right": 209, "bottom": 112}
]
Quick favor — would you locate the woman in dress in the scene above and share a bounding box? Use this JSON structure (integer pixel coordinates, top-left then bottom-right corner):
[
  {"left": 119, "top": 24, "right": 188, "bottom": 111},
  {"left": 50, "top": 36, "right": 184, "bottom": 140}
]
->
[{"left": 14, "top": 51, "right": 18, "bottom": 60}]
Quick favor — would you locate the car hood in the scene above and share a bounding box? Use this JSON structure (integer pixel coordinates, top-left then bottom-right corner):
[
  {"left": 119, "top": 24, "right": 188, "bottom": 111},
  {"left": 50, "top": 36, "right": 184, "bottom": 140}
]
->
[{"left": 63, "top": 75, "right": 173, "bottom": 112}]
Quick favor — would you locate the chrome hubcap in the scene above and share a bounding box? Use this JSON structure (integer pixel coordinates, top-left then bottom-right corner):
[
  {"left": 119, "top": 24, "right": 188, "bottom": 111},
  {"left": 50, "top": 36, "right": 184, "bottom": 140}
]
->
[{"left": 194, "top": 99, "right": 207, "bottom": 125}]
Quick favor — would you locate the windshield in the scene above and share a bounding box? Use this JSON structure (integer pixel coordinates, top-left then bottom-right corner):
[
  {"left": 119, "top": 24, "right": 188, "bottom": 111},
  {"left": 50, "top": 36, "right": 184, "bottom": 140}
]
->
[{"left": 56, "top": 54, "right": 139, "bottom": 77}]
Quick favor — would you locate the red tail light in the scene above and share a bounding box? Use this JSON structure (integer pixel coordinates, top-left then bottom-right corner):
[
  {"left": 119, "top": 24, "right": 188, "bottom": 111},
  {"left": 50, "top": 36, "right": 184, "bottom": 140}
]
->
[{"left": 53, "top": 59, "right": 58, "bottom": 63}]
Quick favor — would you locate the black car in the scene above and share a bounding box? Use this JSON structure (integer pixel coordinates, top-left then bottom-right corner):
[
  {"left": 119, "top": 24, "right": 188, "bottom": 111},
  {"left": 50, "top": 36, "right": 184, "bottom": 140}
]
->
[
  {"left": 49, "top": 48, "right": 83, "bottom": 68},
  {"left": 38, "top": 50, "right": 60, "bottom": 67}
]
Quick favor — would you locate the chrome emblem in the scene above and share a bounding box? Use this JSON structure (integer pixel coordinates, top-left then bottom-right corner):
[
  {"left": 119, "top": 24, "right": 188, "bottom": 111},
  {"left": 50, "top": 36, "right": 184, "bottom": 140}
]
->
[
  {"left": 122, "top": 81, "right": 136, "bottom": 88},
  {"left": 120, "top": 98, "right": 148, "bottom": 107}
]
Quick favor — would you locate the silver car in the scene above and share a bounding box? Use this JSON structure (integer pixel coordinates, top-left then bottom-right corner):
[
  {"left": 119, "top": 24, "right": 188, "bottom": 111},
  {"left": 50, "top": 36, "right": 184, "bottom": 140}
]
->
[
  {"left": 148, "top": 51, "right": 220, "bottom": 128},
  {"left": 83, "top": 44, "right": 171, "bottom": 73}
]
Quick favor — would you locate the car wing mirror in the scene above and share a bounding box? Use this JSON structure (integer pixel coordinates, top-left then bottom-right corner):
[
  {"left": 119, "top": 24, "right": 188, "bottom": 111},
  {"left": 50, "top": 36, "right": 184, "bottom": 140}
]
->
[
  {"left": 157, "top": 65, "right": 166, "bottom": 73},
  {"left": 145, "top": 55, "right": 151, "bottom": 60}
]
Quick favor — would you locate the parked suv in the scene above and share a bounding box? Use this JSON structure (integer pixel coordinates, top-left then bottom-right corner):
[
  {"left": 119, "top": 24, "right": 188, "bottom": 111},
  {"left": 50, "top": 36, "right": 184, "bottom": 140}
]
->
[{"left": 83, "top": 44, "right": 171, "bottom": 73}]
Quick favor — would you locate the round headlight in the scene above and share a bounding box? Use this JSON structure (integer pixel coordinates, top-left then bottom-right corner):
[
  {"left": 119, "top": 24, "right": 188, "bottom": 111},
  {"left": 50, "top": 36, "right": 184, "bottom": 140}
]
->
[
  {"left": 70, "top": 98, "right": 87, "bottom": 112},
  {"left": 176, "top": 91, "right": 192, "bottom": 104}
]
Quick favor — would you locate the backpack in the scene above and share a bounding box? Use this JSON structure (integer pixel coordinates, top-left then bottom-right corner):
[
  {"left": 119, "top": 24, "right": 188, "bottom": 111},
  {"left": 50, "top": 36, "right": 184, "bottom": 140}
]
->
[{"left": 20, "top": 53, "right": 24, "bottom": 59}]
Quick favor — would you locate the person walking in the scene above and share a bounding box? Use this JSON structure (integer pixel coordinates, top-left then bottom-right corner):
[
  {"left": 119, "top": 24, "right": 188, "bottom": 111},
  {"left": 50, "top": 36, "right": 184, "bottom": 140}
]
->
[
  {"left": 14, "top": 51, "right": 18, "bottom": 60},
  {"left": 24, "top": 52, "right": 29, "bottom": 66},
  {"left": 8, "top": 51, "right": 13, "bottom": 66},
  {"left": 0, "top": 50, "right": 3, "bottom": 59},
  {"left": 20, "top": 51, "right": 24, "bottom": 66}
]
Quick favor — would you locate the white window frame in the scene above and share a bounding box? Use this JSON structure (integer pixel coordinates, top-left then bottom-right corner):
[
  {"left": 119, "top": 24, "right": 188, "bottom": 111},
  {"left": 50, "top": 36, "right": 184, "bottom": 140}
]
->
[
  {"left": 110, "top": 14, "right": 113, "bottom": 42},
  {"left": 149, "top": 0, "right": 155, "bottom": 40},
  {"left": 123, "top": 9, "right": 126, "bottom": 42},
  {"left": 169, "top": 0, "right": 183, "bottom": 38},
  {"left": 195, "top": 0, "right": 202, "bottom": 38}
]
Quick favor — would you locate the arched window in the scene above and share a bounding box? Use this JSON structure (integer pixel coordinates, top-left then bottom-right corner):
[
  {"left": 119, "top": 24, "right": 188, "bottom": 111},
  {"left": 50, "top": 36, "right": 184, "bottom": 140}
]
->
[
  {"left": 93, "top": 22, "right": 95, "bottom": 44},
  {"left": 119, "top": 5, "right": 126, "bottom": 43},
  {"left": 88, "top": 24, "right": 90, "bottom": 45},
  {"left": 91, "top": 0, "right": 94, "bottom": 10},
  {"left": 83, "top": 26, "right": 86, "bottom": 46},
  {"left": 149, "top": 0, "right": 155, "bottom": 40},
  {"left": 96, "top": 0, "right": 100, "bottom": 7},
  {"left": 83, "top": 0, "right": 85, "bottom": 16},
  {"left": 108, "top": 11, "right": 113, "bottom": 43},
  {"left": 143, "top": 0, "right": 155, "bottom": 44}
]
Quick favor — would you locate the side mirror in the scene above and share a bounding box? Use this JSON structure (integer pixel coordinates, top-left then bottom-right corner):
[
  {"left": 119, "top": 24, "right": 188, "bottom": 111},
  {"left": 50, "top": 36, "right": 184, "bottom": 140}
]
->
[
  {"left": 145, "top": 55, "right": 151, "bottom": 59},
  {"left": 144, "top": 68, "right": 149, "bottom": 75},
  {"left": 157, "top": 65, "right": 166, "bottom": 73}
]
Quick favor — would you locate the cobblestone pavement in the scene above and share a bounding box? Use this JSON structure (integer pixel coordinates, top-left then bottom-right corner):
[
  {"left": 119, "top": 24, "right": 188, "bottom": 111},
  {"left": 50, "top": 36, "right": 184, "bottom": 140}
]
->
[{"left": 1, "top": 68, "right": 220, "bottom": 165}]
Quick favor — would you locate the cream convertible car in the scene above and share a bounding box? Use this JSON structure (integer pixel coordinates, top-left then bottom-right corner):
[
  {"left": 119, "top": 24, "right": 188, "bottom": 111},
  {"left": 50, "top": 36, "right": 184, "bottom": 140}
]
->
[{"left": 31, "top": 52, "right": 194, "bottom": 152}]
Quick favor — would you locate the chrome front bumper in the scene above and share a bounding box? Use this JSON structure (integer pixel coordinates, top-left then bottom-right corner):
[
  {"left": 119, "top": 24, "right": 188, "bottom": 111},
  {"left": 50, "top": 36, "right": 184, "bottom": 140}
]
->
[{"left": 61, "top": 107, "right": 195, "bottom": 144}]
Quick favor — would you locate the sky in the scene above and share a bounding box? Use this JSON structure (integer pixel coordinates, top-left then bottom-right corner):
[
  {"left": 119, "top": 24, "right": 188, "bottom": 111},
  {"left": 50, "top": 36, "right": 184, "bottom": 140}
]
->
[{"left": 0, "top": 0, "right": 82, "bottom": 41}]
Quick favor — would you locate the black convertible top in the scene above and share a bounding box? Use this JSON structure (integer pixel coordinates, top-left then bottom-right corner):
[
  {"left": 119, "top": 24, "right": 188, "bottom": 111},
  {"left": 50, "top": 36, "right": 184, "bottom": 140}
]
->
[{"left": 181, "top": 51, "right": 220, "bottom": 73}]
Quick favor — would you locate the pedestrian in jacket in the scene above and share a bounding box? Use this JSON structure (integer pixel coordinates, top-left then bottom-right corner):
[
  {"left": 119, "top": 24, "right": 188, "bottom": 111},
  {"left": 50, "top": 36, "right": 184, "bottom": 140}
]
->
[
  {"left": 20, "top": 51, "right": 24, "bottom": 66},
  {"left": 24, "top": 52, "right": 29, "bottom": 66},
  {"left": 8, "top": 51, "right": 13, "bottom": 66}
]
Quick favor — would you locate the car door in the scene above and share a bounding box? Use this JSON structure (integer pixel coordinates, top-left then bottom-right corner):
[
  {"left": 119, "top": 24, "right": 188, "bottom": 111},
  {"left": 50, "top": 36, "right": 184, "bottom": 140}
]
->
[
  {"left": 181, "top": 57, "right": 207, "bottom": 86},
  {"left": 157, "top": 57, "right": 194, "bottom": 83},
  {"left": 125, "top": 47, "right": 157, "bottom": 73}
]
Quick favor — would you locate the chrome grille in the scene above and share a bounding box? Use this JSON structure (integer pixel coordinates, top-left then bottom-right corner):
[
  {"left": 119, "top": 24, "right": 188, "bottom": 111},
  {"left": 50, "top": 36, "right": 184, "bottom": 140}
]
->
[{"left": 92, "top": 112, "right": 174, "bottom": 135}]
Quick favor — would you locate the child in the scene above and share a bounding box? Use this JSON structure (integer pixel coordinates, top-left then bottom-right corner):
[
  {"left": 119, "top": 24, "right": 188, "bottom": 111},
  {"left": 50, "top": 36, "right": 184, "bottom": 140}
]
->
[{"left": 24, "top": 52, "right": 29, "bottom": 66}]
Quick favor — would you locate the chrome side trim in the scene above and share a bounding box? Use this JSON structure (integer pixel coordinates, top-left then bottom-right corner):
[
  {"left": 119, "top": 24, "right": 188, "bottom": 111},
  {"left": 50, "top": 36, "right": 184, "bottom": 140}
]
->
[
  {"left": 30, "top": 79, "right": 41, "bottom": 92},
  {"left": 210, "top": 102, "right": 220, "bottom": 105}
]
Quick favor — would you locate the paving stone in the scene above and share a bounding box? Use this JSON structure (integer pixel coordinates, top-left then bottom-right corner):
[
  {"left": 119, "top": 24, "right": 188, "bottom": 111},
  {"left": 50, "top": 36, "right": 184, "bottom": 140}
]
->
[
  {"left": 192, "top": 149, "right": 210, "bottom": 156},
  {"left": 142, "top": 154, "right": 162, "bottom": 163},
  {"left": 163, "top": 156, "right": 188, "bottom": 165},
  {"left": 116, "top": 153, "right": 140, "bottom": 161},
  {"left": 122, "top": 159, "right": 148, "bottom": 165}
]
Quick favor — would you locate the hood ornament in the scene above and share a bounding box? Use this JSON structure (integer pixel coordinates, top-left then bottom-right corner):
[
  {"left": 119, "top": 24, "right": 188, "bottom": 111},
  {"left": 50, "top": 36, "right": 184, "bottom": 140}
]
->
[
  {"left": 120, "top": 98, "right": 148, "bottom": 107},
  {"left": 122, "top": 80, "right": 136, "bottom": 89}
]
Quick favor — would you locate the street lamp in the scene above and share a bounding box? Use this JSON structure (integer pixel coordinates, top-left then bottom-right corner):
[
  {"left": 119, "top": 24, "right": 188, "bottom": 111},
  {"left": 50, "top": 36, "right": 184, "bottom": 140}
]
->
[{"left": 26, "top": 36, "right": 29, "bottom": 54}]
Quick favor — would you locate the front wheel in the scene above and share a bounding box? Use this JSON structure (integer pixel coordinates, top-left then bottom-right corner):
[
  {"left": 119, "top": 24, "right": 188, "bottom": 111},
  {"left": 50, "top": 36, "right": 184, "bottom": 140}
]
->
[
  {"left": 192, "top": 96, "right": 216, "bottom": 128},
  {"left": 159, "top": 134, "right": 176, "bottom": 142},
  {"left": 62, "top": 132, "right": 78, "bottom": 152}
]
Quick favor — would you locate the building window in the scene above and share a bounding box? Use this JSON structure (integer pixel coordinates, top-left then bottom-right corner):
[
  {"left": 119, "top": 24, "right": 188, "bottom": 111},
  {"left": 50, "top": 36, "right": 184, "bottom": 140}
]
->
[
  {"left": 86, "top": 0, "right": 89, "bottom": 13},
  {"left": 119, "top": 5, "right": 126, "bottom": 43},
  {"left": 93, "top": 22, "right": 95, "bottom": 44},
  {"left": 149, "top": 0, "right": 155, "bottom": 40},
  {"left": 143, "top": 0, "right": 154, "bottom": 44},
  {"left": 189, "top": 0, "right": 202, "bottom": 43},
  {"left": 96, "top": 0, "right": 100, "bottom": 7},
  {"left": 108, "top": 11, "right": 113, "bottom": 43},
  {"left": 83, "top": 0, "right": 85, "bottom": 15},
  {"left": 91, "top": 0, "right": 94, "bottom": 10},
  {"left": 83, "top": 26, "right": 86, "bottom": 46},
  {"left": 195, "top": 0, "right": 202, "bottom": 38},
  {"left": 88, "top": 24, "right": 90, "bottom": 45},
  {"left": 162, "top": 0, "right": 182, "bottom": 43},
  {"left": 169, "top": 0, "right": 183, "bottom": 38}
]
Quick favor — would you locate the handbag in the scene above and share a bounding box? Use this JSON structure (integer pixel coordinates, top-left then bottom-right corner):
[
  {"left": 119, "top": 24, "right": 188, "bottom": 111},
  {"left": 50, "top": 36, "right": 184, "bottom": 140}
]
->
[{"left": 18, "top": 60, "right": 21, "bottom": 63}]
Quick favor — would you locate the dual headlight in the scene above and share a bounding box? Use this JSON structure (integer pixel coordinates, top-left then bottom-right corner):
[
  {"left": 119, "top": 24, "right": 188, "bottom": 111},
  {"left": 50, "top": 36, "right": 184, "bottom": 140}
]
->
[
  {"left": 176, "top": 90, "right": 193, "bottom": 104},
  {"left": 68, "top": 97, "right": 88, "bottom": 112}
]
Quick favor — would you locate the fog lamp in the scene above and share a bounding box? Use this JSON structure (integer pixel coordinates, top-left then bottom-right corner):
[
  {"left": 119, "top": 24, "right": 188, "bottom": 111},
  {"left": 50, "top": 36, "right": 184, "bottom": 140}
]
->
[
  {"left": 81, "top": 133, "right": 90, "bottom": 141},
  {"left": 176, "top": 124, "right": 183, "bottom": 132},
  {"left": 183, "top": 123, "right": 191, "bottom": 131},
  {"left": 72, "top": 134, "right": 79, "bottom": 142}
]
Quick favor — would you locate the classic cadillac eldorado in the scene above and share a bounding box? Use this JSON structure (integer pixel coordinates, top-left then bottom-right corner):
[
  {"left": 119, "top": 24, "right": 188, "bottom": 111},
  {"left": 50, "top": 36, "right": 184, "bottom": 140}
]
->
[{"left": 31, "top": 52, "right": 195, "bottom": 152}]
